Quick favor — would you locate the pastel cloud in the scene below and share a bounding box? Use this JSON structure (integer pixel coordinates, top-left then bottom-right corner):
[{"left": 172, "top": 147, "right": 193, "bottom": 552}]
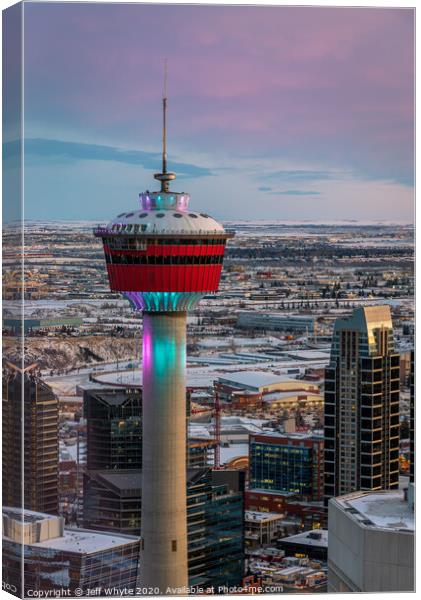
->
[
  {"left": 17, "top": 138, "right": 213, "bottom": 179},
  {"left": 268, "top": 190, "right": 321, "bottom": 196}
]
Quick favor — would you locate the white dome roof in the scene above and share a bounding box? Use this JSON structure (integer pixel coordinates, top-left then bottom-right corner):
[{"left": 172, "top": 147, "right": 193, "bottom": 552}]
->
[{"left": 107, "top": 209, "right": 225, "bottom": 235}]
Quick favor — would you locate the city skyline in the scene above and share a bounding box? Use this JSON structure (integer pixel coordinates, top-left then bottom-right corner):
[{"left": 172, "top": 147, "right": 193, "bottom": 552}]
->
[
  {"left": 6, "top": 3, "right": 414, "bottom": 221},
  {"left": 2, "top": 2, "right": 415, "bottom": 596}
]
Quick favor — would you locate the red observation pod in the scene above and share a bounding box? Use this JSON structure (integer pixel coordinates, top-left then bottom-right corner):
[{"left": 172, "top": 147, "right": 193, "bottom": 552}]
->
[{"left": 94, "top": 188, "right": 234, "bottom": 311}]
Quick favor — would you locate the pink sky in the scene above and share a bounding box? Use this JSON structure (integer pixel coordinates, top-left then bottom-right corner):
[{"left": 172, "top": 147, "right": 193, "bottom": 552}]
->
[{"left": 21, "top": 3, "right": 414, "bottom": 221}]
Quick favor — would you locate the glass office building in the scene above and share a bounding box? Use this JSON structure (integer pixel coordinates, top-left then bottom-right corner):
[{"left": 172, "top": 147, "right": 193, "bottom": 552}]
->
[
  {"left": 188, "top": 469, "right": 244, "bottom": 589},
  {"left": 249, "top": 433, "right": 324, "bottom": 500},
  {"left": 84, "top": 388, "right": 142, "bottom": 471},
  {"left": 2, "top": 508, "right": 140, "bottom": 597},
  {"left": 83, "top": 467, "right": 244, "bottom": 588},
  {"left": 84, "top": 388, "right": 214, "bottom": 471}
]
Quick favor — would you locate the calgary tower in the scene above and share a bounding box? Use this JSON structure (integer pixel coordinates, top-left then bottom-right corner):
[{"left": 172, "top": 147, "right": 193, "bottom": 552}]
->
[{"left": 94, "top": 89, "right": 234, "bottom": 593}]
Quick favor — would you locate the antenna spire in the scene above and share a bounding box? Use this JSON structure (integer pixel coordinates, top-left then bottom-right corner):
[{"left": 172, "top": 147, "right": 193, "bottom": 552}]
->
[
  {"left": 162, "top": 58, "right": 167, "bottom": 175},
  {"left": 155, "top": 58, "right": 176, "bottom": 192}
]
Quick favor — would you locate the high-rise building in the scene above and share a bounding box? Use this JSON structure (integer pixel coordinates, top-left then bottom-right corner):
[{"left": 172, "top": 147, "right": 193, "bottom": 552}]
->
[
  {"left": 249, "top": 433, "right": 324, "bottom": 501},
  {"left": 83, "top": 470, "right": 142, "bottom": 535},
  {"left": 408, "top": 349, "right": 414, "bottom": 508},
  {"left": 324, "top": 306, "right": 400, "bottom": 505},
  {"left": 2, "top": 362, "right": 59, "bottom": 515},
  {"left": 82, "top": 468, "right": 244, "bottom": 589},
  {"left": 84, "top": 388, "right": 142, "bottom": 471},
  {"left": 2, "top": 507, "right": 140, "bottom": 597},
  {"left": 328, "top": 490, "right": 414, "bottom": 592},
  {"left": 93, "top": 91, "right": 234, "bottom": 591},
  {"left": 83, "top": 387, "right": 215, "bottom": 471}
]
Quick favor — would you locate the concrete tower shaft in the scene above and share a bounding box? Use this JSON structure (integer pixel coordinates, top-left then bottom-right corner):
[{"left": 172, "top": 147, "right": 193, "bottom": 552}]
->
[{"left": 141, "top": 312, "right": 188, "bottom": 593}]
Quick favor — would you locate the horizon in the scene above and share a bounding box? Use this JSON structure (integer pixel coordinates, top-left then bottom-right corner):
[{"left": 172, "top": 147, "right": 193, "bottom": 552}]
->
[{"left": 19, "top": 217, "right": 415, "bottom": 226}]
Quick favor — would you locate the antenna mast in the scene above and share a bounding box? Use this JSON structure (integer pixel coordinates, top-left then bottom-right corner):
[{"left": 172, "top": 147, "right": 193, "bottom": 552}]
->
[
  {"left": 162, "top": 58, "right": 167, "bottom": 175},
  {"left": 155, "top": 58, "right": 176, "bottom": 192}
]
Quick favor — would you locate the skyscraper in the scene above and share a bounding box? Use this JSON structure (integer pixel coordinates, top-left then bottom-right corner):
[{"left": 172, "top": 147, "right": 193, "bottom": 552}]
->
[
  {"left": 84, "top": 388, "right": 142, "bottom": 471},
  {"left": 2, "top": 362, "right": 59, "bottom": 515},
  {"left": 94, "top": 93, "right": 233, "bottom": 592},
  {"left": 324, "top": 306, "right": 400, "bottom": 505},
  {"left": 83, "top": 386, "right": 215, "bottom": 472},
  {"left": 408, "top": 348, "right": 414, "bottom": 509}
]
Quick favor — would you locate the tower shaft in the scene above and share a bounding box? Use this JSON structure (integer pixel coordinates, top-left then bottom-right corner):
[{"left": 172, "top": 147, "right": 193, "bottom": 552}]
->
[{"left": 140, "top": 312, "right": 188, "bottom": 594}]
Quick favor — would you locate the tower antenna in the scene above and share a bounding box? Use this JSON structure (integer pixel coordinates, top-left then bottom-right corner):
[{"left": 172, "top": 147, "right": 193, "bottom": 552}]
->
[
  {"left": 155, "top": 58, "right": 175, "bottom": 192},
  {"left": 162, "top": 58, "right": 168, "bottom": 175}
]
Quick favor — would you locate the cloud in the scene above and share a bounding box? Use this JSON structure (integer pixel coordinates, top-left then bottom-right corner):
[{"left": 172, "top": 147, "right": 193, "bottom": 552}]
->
[
  {"left": 5, "top": 138, "right": 213, "bottom": 179},
  {"left": 261, "top": 169, "right": 336, "bottom": 182},
  {"left": 269, "top": 190, "right": 321, "bottom": 196},
  {"left": 258, "top": 185, "right": 272, "bottom": 191},
  {"left": 22, "top": 3, "right": 414, "bottom": 193}
]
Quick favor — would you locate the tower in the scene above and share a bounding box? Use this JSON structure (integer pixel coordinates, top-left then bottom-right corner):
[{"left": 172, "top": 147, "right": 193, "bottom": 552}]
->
[
  {"left": 94, "top": 94, "right": 234, "bottom": 593},
  {"left": 324, "top": 306, "right": 400, "bottom": 506}
]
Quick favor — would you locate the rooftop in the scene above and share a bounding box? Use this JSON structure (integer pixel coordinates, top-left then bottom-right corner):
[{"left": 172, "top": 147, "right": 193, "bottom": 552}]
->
[
  {"left": 332, "top": 490, "right": 414, "bottom": 532},
  {"left": 88, "top": 468, "right": 211, "bottom": 494},
  {"left": 32, "top": 527, "right": 140, "bottom": 553},
  {"left": 280, "top": 529, "right": 328, "bottom": 548},
  {"left": 238, "top": 312, "right": 315, "bottom": 321},
  {"left": 250, "top": 431, "right": 324, "bottom": 441},
  {"left": 285, "top": 350, "right": 330, "bottom": 361},
  {"left": 103, "top": 208, "right": 225, "bottom": 235},
  {"left": 218, "top": 371, "right": 299, "bottom": 389},
  {"left": 2, "top": 507, "right": 139, "bottom": 552},
  {"left": 245, "top": 511, "right": 283, "bottom": 523}
]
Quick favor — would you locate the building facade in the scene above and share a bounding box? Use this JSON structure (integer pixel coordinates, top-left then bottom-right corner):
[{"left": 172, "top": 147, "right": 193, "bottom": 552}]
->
[
  {"left": 84, "top": 387, "right": 215, "bottom": 471},
  {"left": 408, "top": 349, "right": 414, "bottom": 508},
  {"left": 324, "top": 306, "right": 400, "bottom": 505},
  {"left": 244, "top": 511, "right": 283, "bottom": 549},
  {"left": 245, "top": 490, "right": 325, "bottom": 530},
  {"left": 2, "top": 362, "right": 59, "bottom": 515},
  {"left": 236, "top": 312, "right": 316, "bottom": 333},
  {"left": 188, "top": 469, "right": 244, "bottom": 589},
  {"left": 249, "top": 433, "right": 324, "bottom": 501},
  {"left": 2, "top": 508, "right": 140, "bottom": 597},
  {"left": 83, "top": 468, "right": 244, "bottom": 588},
  {"left": 84, "top": 388, "right": 142, "bottom": 471},
  {"left": 83, "top": 470, "right": 142, "bottom": 535},
  {"left": 328, "top": 491, "right": 414, "bottom": 592}
]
